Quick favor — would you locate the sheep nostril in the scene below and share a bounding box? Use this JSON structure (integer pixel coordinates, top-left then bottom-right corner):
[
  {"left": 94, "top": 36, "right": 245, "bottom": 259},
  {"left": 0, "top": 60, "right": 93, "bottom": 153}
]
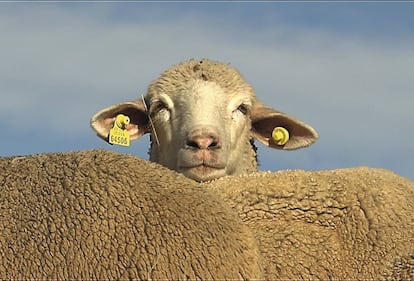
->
[
  {"left": 209, "top": 140, "right": 219, "bottom": 149},
  {"left": 186, "top": 140, "right": 200, "bottom": 149}
]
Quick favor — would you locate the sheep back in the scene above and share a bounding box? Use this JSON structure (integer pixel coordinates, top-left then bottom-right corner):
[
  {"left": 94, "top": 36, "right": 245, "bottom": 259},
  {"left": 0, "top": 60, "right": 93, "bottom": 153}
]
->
[
  {"left": 0, "top": 149, "right": 262, "bottom": 280},
  {"left": 207, "top": 167, "right": 414, "bottom": 280}
]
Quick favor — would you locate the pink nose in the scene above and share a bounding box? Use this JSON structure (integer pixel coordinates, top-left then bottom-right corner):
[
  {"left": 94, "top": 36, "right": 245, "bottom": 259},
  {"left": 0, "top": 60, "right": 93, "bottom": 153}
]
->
[{"left": 186, "top": 129, "right": 221, "bottom": 150}]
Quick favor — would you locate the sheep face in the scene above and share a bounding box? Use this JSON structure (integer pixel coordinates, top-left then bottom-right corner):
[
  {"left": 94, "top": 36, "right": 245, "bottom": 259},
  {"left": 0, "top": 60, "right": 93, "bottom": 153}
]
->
[
  {"left": 146, "top": 78, "right": 255, "bottom": 181},
  {"left": 91, "top": 59, "right": 318, "bottom": 182}
]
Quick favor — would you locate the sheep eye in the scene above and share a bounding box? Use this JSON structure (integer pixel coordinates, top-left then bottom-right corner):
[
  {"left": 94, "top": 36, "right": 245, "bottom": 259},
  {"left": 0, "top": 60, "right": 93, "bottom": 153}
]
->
[
  {"left": 237, "top": 104, "right": 248, "bottom": 115},
  {"left": 150, "top": 101, "right": 167, "bottom": 115}
]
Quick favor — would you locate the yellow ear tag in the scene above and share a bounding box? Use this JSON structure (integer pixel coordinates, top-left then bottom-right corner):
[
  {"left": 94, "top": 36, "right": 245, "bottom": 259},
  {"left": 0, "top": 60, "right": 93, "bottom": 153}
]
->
[
  {"left": 272, "top": 127, "right": 289, "bottom": 146},
  {"left": 108, "top": 114, "right": 130, "bottom": 147}
]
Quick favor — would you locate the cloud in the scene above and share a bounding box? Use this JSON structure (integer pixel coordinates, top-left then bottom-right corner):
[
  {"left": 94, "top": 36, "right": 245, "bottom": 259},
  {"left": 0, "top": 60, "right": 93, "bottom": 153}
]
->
[{"left": 0, "top": 4, "right": 413, "bottom": 180}]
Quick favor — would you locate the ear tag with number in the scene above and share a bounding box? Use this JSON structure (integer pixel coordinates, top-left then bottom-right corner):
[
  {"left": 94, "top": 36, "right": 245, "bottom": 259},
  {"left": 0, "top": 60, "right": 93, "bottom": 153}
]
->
[{"left": 109, "top": 114, "right": 130, "bottom": 147}]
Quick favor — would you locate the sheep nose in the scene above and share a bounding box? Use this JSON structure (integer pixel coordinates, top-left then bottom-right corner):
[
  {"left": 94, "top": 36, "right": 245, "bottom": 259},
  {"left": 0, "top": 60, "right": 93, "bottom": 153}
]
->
[{"left": 186, "top": 129, "right": 221, "bottom": 150}]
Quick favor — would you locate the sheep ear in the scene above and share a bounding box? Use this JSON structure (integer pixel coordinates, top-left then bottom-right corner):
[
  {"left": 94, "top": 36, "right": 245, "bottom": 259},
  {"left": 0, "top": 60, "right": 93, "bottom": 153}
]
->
[
  {"left": 90, "top": 100, "right": 149, "bottom": 142},
  {"left": 251, "top": 102, "right": 318, "bottom": 150}
]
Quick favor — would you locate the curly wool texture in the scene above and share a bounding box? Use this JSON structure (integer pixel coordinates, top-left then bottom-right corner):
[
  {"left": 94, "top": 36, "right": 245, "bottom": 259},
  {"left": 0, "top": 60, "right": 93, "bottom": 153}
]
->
[
  {"left": 0, "top": 149, "right": 262, "bottom": 280},
  {"left": 207, "top": 168, "right": 414, "bottom": 280},
  {"left": 1, "top": 149, "right": 413, "bottom": 280}
]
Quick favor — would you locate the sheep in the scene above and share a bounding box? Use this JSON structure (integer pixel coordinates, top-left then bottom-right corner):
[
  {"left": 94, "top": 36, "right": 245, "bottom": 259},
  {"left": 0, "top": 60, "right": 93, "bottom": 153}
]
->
[
  {"left": 206, "top": 167, "right": 414, "bottom": 280},
  {"left": 91, "top": 58, "right": 318, "bottom": 182},
  {"left": 2, "top": 149, "right": 413, "bottom": 279},
  {"left": 0, "top": 149, "right": 262, "bottom": 280}
]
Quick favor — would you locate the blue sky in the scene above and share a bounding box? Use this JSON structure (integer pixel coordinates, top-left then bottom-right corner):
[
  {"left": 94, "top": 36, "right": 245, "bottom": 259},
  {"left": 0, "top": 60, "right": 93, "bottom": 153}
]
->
[{"left": 0, "top": 2, "right": 413, "bottom": 180}]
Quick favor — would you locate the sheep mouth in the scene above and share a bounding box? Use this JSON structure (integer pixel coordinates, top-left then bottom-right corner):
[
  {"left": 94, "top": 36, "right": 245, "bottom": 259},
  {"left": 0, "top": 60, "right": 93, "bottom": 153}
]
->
[
  {"left": 178, "top": 149, "right": 227, "bottom": 181},
  {"left": 180, "top": 161, "right": 226, "bottom": 171},
  {"left": 178, "top": 163, "right": 227, "bottom": 182}
]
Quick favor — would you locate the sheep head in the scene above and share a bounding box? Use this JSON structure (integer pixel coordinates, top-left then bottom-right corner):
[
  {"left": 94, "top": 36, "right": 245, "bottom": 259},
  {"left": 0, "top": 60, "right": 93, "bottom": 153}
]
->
[{"left": 91, "top": 59, "right": 318, "bottom": 182}]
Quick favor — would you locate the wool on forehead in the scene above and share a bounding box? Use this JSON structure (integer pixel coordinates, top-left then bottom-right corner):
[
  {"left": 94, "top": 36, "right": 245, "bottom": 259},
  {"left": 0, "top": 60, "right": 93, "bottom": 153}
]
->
[{"left": 147, "top": 59, "right": 256, "bottom": 98}]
